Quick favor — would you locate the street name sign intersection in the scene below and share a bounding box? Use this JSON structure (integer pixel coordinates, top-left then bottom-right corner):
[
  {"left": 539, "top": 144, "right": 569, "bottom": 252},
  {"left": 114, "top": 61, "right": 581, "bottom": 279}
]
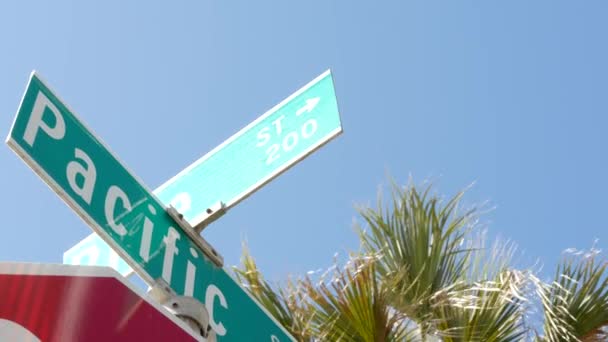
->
[
  {"left": 5, "top": 71, "right": 341, "bottom": 341},
  {"left": 64, "top": 70, "right": 342, "bottom": 278}
]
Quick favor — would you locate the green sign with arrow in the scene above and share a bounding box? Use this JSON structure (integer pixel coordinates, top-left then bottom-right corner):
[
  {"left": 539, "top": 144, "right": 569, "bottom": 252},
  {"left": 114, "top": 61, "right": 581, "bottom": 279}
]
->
[{"left": 157, "top": 69, "right": 342, "bottom": 229}]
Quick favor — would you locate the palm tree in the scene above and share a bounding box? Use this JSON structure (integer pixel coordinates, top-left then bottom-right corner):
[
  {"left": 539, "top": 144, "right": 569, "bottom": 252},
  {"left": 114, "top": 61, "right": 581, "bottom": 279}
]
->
[
  {"left": 234, "top": 181, "right": 607, "bottom": 341},
  {"left": 356, "top": 182, "right": 529, "bottom": 341}
]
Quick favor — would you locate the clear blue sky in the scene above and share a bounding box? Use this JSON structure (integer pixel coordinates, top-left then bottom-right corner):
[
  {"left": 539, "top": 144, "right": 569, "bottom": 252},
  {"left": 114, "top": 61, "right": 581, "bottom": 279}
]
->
[{"left": 1, "top": 1, "right": 606, "bottom": 286}]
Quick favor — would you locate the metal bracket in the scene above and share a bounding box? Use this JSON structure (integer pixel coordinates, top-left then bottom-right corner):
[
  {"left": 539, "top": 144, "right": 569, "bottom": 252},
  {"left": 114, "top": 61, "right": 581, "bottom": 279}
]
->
[
  {"left": 166, "top": 205, "right": 224, "bottom": 267},
  {"left": 193, "top": 201, "right": 226, "bottom": 233},
  {"left": 148, "top": 279, "right": 217, "bottom": 341}
]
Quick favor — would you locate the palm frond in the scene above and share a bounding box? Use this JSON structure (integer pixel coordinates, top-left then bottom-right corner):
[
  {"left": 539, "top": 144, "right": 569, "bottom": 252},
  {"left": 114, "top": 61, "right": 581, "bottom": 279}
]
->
[
  {"left": 357, "top": 181, "right": 477, "bottom": 333},
  {"left": 433, "top": 269, "right": 530, "bottom": 342},
  {"left": 301, "top": 255, "right": 417, "bottom": 341},
  {"left": 429, "top": 236, "right": 531, "bottom": 342},
  {"left": 233, "top": 245, "right": 313, "bottom": 341},
  {"left": 534, "top": 247, "right": 608, "bottom": 342}
]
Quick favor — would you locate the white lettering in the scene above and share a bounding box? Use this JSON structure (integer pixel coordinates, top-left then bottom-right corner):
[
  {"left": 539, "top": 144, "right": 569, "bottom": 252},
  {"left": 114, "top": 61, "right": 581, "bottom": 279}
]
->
[
  {"left": 162, "top": 227, "right": 180, "bottom": 284},
  {"left": 271, "top": 115, "right": 285, "bottom": 135},
  {"left": 265, "top": 143, "right": 280, "bottom": 165},
  {"left": 66, "top": 148, "right": 97, "bottom": 204},
  {"left": 256, "top": 127, "right": 271, "bottom": 147},
  {"left": 23, "top": 91, "right": 66, "bottom": 146},
  {"left": 170, "top": 192, "right": 191, "bottom": 214},
  {"left": 301, "top": 119, "right": 317, "bottom": 139},
  {"left": 104, "top": 185, "right": 132, "bottom": 236},
  {"left": 184, "top": 247, "right": 198, "bottom": 296},
  {"left": 259, "top": 115, "right": 320, "bottom": 164},
  {"left": 206, "top": 284, "right": 228, "bottom": 336},
  {"left": 139, "top": 204, "right": 156, "bottom": 262},
  {"left": 282, "top": 132, "right": 298, "bottom": 152}
]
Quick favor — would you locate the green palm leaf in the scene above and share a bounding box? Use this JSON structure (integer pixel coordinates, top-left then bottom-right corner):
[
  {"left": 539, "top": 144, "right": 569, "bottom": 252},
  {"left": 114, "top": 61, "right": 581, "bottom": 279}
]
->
[
  {"left": 534, "top": 248, "right": 608, "bottom": 342},
  {"left": 233, "top": 179, "right": 607, "bottom": 342},
  {"left": 357, "top": 181, "right": 476, "bottom": 335},
  {"left": 433, "top": 268, "right": 529, "bottom": 342},
  {"left": 233, "top": 245, "right": 314, "bottom": 341},
  {"left": 431, "top": 236, "right": 531, "bottom": 342},
  {"left": 301, "top": 255, "right": 417, "bottom": 341}
]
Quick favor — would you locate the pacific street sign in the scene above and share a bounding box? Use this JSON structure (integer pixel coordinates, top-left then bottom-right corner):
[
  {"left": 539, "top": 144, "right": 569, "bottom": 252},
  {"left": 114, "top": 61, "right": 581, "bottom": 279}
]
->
[{"left": 6, "top": 72, "right": 296, "bottom": 341}]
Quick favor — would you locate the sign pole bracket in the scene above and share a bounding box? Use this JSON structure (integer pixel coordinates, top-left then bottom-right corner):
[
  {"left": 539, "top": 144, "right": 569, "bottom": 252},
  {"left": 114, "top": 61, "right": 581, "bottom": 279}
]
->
[
  {"left": 148, "top": 278, "right": 217, "bottom": 341},
  {"left": 166, "top": 204, "right": 224, "bottom": 267},
  {"left": 193, "top": 201, "right": 227, "bottom": 233}
]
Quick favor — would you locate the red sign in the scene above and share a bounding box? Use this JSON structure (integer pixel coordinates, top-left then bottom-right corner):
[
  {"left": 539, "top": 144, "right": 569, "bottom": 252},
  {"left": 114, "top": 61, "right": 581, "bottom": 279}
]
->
[{"left": 0, "top": 263, "right": 200, "bottom": 342}]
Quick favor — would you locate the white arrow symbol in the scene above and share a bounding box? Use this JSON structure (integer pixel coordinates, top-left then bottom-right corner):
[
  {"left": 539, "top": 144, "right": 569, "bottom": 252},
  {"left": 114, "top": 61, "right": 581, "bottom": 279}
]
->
[{"left": 296, "top": 97, "right": 320, "bottom": 116}]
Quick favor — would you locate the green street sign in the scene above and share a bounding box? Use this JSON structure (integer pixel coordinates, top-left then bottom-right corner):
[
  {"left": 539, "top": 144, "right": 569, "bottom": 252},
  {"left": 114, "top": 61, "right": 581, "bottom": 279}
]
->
[
  {"left": 156, "top": 70, "right": 342, "bottom": 228},
  {"left": 6, "top": 72, "right": 296, "bottom": 341}
]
